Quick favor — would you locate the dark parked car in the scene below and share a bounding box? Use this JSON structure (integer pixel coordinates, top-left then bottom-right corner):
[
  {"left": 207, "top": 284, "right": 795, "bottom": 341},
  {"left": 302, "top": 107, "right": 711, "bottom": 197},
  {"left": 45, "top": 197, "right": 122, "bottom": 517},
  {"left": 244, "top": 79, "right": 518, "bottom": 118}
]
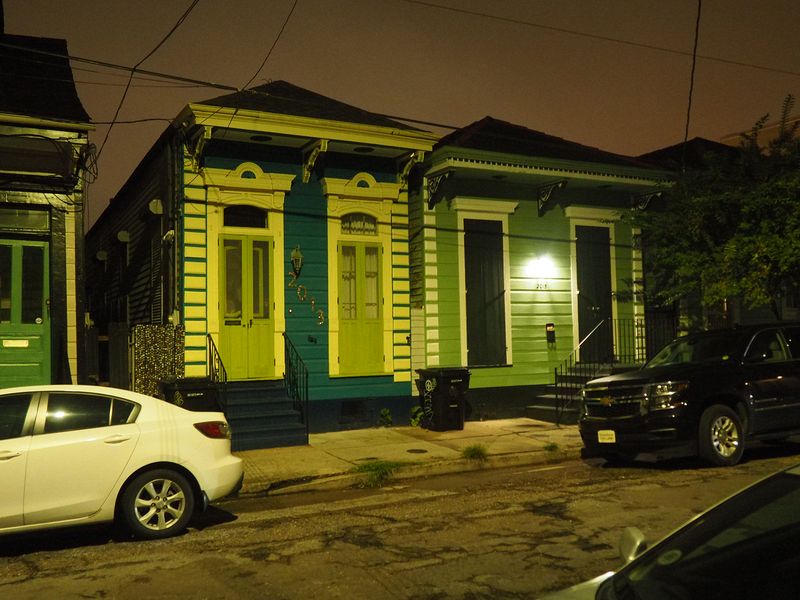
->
[
  {"left": 539, "top": 462, "right": 800, "bottom": 599},
  {"left": 580, "top": 323, "right": 800, "bottom": 466}
]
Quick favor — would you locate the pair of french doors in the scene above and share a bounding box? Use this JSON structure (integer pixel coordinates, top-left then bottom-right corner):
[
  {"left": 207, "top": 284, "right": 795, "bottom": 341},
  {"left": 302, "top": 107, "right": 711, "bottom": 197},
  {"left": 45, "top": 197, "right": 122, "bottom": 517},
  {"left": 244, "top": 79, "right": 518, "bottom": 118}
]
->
[
  {"left": 338, "top": 242, "right": 383, "bottom": 374},
  {"left": 219, "top": 236, "right": 274, "bottom": 379}
]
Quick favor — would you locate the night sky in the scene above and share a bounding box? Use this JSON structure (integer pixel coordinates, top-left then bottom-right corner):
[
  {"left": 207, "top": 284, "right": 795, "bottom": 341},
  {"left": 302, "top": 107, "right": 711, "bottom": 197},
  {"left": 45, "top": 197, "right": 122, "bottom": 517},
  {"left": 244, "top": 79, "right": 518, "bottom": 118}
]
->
[{"left": 5, "top": 0, "right": 799, "bottom": 226}]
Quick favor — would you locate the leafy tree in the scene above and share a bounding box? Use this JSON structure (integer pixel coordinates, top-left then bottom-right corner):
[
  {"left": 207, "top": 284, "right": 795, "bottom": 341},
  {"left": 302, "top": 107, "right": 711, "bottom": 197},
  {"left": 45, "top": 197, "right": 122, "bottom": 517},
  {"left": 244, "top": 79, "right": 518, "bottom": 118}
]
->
[{"left": 634, "top": 96, "right": 800, "bottom": 322}]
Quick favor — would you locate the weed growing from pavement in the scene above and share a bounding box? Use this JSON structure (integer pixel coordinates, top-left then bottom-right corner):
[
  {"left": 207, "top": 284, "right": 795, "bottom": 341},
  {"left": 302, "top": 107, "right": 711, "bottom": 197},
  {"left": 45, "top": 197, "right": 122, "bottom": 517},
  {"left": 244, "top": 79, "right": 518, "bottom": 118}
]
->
[
  {"left": 352, "top": 460, "right": 407, "bottom": 488},
  {"left": 409, "top": 405, "right": 424, "bottom": 427},
  {"left": 378, "top": 408, "right": 393, "bottom": 427},
  {"left": 461, "top": 444, "right": 489, "bottom": 462},
  {"left": 544, "top": 442, "right": 560, "bottom": 452}
]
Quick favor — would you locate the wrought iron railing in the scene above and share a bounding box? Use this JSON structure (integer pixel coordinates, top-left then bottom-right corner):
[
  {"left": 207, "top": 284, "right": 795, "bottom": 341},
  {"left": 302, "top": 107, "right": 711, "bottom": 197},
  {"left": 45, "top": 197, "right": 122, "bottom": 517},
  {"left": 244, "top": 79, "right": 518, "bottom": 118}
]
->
[
  {"left": 553, "top": 317, "right": 678, "bottom": 424},
  {"left": 207, "top": 333, "right": 228, "bottom": 414},
  {"left": 283, "top": 333, "right": 309, "bottom": 439}
]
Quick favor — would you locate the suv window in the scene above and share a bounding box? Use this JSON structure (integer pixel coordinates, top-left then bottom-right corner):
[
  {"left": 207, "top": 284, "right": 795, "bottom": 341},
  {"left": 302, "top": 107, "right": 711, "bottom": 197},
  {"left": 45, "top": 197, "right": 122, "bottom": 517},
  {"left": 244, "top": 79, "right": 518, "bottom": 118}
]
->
[
  {"left": 44, "top": 393, "right": 115, "bottom": 434},
  {"left": 783, "top": 327, "right": 800, "bottom": 359},
  {"left": 744, "top": 330, "right": 787, "bottom": 363},
  {"left": 648, "top": 332, "right": 738, "bottom": 367},
  {"left": 0, "top": 393, "right": 32, "bottom": 440}
]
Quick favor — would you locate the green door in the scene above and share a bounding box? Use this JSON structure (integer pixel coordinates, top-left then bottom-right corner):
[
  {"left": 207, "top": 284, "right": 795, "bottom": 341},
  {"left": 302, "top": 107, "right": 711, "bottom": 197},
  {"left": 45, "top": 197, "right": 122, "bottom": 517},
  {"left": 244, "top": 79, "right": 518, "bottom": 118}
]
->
[
  {"left": 0, "top": 241, "right": 50, "bottom": 386},
  {"left": 219, "top": 236, "right": 274, "bottom": 380},
  {"left": 339, "top": 242, "right": 383, "bottom": 375}
]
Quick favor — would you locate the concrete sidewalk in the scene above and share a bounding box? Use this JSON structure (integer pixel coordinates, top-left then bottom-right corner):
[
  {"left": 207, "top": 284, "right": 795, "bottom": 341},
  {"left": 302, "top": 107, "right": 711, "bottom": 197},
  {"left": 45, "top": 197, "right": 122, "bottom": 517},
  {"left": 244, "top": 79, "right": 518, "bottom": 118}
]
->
[{"left": 235, "top": 418, "right": 583, "bottom": 496}]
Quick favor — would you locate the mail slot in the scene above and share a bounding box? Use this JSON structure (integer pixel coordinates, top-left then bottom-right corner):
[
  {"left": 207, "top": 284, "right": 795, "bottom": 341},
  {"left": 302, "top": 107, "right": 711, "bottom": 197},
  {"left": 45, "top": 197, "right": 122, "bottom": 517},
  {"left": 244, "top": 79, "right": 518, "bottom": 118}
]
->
[{"left": 3, "top": 339, "right": 30, "bottom": 348}]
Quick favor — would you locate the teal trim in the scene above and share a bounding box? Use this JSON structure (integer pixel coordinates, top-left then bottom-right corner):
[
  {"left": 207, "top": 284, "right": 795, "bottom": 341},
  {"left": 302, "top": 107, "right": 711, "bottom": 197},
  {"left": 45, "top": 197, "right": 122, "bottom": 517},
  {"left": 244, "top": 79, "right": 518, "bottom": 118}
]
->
[{"left": 184, "top": 257, "right": 206, "bottom": 263}]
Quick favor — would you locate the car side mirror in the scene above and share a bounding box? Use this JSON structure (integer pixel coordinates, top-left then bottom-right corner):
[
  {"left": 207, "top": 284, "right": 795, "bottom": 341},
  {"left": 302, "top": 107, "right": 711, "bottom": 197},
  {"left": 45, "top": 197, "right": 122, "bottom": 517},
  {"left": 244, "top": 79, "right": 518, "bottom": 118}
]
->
[{"left": 619, "top": 526, "right": 648, "bottom": 563}]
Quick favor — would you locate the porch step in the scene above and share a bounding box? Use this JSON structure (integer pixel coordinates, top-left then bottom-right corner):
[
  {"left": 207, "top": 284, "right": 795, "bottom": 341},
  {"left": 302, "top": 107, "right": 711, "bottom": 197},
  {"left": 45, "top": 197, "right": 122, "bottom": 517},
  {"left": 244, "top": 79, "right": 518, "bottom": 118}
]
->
[
  {"left": 525, "top": 392, "right": 580, "bottom": 425},
  {"left": 230, "top": 421, "right": 308, "bottom": 451},
  {"left": 224, "top": 380, "right": 307, "bottom": 450}
]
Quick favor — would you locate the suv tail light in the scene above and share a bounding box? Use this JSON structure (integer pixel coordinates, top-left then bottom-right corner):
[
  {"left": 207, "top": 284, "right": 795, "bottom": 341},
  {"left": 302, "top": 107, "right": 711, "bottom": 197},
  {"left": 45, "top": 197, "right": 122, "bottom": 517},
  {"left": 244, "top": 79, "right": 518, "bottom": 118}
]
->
[{"left": 194, "top": 421, "right": 231, "bottom": 439}]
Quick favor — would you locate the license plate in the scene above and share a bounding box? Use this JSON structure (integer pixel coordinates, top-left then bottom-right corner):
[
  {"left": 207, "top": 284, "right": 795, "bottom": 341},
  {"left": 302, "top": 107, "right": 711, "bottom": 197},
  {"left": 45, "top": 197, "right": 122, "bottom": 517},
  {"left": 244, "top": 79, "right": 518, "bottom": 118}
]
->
[{"left": 598, "top": 430, "right": 616, "bottom": 444}]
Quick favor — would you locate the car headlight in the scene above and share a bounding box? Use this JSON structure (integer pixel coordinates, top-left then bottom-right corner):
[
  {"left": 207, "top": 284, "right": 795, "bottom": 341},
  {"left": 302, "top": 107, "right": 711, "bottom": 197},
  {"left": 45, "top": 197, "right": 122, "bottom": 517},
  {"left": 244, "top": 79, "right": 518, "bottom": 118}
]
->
[{"left": 644, "top": 381, "right": 689, "bottom": 410}]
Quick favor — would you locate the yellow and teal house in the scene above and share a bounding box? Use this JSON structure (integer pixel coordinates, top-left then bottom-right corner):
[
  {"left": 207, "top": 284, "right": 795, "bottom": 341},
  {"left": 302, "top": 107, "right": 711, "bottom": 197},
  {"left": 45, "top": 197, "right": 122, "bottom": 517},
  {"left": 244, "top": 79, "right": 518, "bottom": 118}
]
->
[{"left": 86, "top": 81, "right": 437, "bottom": 446}]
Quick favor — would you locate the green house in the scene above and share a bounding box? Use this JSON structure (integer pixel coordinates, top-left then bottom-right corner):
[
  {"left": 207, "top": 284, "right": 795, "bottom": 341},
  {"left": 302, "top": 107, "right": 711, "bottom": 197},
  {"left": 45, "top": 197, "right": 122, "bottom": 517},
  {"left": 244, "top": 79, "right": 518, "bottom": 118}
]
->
[
  {"left": 409, "top": 117, "right": 674, "bottom": 421},
  {"left": 0, "top": 34, "right": 93, "bottom": 388}
]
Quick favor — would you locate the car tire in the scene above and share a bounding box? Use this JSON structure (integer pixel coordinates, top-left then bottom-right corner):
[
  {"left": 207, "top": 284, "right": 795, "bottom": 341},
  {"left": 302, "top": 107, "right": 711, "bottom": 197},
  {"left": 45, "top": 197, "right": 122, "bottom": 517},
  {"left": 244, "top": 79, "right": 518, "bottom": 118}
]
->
[
  {"left": 120, "top": 469, "right": 195, "bottom": 539},
  {"left": 698, "top": 404, "right": 744, "bottom": 466}
]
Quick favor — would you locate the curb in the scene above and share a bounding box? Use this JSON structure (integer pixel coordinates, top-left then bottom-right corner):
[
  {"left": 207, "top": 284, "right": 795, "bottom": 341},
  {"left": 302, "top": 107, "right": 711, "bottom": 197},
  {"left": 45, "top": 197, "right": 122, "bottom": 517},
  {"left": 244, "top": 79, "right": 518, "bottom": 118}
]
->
[{"left": 239, "top": 447, "right": 583, "bottom": 497}]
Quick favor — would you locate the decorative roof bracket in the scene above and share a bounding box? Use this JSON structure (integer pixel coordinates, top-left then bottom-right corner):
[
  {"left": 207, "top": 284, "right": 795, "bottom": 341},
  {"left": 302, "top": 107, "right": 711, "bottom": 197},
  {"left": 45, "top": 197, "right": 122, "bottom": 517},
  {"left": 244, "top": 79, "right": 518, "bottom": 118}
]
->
[
  {"left": 632, "top": 190, "right": 663, "bottom": 210},
  {"left": 398, "top": 151, "right": 424, "bottom": 187},
  {"left": 537, "top": 179, "right": 568, "bottom": 215},
  {"left": 303, "top": 139, "right": 328, "bottom": 183},
  {"left": 185, "top": 125, "right": 211, "bottom": 170},
  {"left": 426, "top": 171, "right": 452, "bottom": 209}
]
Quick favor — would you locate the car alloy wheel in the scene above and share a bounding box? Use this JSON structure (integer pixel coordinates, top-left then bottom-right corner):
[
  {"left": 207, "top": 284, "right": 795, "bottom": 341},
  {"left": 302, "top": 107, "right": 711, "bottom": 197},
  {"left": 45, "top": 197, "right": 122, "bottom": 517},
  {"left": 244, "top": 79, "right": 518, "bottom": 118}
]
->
[
  {"left": 698, "top": 404, "right": 744, "bottom": 467},
  {"left": 121, "top": 469, "right": 195, "bottom": 539},
  {"left": 710, "top": 415, "right": 740, "bottom": 458}
]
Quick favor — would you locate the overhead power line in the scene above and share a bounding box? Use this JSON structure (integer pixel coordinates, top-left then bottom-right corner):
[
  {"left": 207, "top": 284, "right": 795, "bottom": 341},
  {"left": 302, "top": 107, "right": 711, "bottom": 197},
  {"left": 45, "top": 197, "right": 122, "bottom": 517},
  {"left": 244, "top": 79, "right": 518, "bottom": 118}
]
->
[
  {"left": 241, "top": 0, "right": 299, "bottom": 90},
  {"left": 97, "top": 0, "right": 202, "bottom": 160},
  {"left": 682, "top": 0, "right": 703, "bottom": 172},
  {"left": 400, "top": 0, "right": 800, "bottom": 78}
]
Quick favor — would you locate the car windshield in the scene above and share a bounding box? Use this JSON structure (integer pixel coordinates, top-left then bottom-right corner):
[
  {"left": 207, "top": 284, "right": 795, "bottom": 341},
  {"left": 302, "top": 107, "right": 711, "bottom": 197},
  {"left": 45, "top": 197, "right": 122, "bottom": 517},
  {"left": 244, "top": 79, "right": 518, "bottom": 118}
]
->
[
  {"left": 646, "top": 332, "right": 739, "bottom": 367},
  {"left": 598, "top": 467, "right": 800, "bottom": 600}
]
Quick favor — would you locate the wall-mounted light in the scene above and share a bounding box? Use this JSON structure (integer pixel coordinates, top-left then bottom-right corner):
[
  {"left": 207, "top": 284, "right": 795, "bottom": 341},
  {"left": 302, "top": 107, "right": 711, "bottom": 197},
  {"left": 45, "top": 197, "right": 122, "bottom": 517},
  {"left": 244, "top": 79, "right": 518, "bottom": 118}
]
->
[
  {"left": 525, "top": 255, "right": 557, "bottom": 280},
  {"left": 291, "top": 245, "right": 304, "bottom": 278}
]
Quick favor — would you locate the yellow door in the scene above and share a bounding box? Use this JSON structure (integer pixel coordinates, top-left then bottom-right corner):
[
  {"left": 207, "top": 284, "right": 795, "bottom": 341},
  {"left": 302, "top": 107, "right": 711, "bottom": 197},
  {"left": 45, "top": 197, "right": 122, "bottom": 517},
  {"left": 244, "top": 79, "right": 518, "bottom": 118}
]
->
[
  {"left": 220, "top": 236, "right": 274, "bottom": 379},
  {"left": 339, "top": 242, "right": 383, "bottom": 375}
]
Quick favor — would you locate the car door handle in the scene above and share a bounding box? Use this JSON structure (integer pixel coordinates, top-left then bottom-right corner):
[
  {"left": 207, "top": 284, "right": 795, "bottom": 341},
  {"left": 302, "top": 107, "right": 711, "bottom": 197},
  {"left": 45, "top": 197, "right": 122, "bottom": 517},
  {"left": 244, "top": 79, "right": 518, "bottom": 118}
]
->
[
  {"left": 103, "top": 434, "right": 132, "bottom": 445},
  {"left": 0, "top": 450, "right": 22, "bottom": 460}
]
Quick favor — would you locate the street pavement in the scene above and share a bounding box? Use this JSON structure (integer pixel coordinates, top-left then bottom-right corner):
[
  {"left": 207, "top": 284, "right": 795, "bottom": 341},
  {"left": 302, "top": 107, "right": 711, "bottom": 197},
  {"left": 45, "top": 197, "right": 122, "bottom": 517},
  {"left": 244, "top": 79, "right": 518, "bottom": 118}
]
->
[{"left": 235, "top": 418, "right": 584, "bottom": 496}]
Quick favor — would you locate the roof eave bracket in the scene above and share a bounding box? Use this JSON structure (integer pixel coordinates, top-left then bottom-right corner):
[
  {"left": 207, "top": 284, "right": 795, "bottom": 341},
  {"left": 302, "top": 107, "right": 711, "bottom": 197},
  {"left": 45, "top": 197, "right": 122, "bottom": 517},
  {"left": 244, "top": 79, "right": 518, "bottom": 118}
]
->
[
  {"left": 426, "top": 171, "right": 452, "bottom": 210},
  {"left": 537, "top": 179, "right": 568, "bottom": 215},
  {"left": 631, "top": 190, "right": 663, "bottom": 210},
  {"left": 303, "top": 139, "right": 328, "bottom": 183}
]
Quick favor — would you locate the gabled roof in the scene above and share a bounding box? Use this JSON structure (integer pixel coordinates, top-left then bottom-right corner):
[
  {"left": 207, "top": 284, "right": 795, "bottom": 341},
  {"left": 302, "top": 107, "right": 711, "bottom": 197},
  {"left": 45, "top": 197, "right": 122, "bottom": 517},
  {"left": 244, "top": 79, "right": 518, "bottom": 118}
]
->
[
  {"left": 639, "top": 137, "right": 739, "bottom": 170},
  {"left": 200, "top": 80, "right": 422, "bottom": 132},
  {"left": 436, "top": 116, "right": 654, "bottom": 170},
  {"left": 0, "top": 34, "right": 90, "bottom": 123}
]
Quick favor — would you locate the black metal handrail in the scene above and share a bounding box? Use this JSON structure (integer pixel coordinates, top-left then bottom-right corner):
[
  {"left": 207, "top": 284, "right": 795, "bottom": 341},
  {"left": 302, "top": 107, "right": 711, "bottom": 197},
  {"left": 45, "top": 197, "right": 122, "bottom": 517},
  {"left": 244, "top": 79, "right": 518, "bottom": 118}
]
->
[
  {"left": 553, "top": 318, "right": 671, "bottom": 424},
  {"left": 207, "top": 333, "right": 228, "bottom": 414},
  {"left": 283, "top": 333, "right": 309, "bottom": 439}
]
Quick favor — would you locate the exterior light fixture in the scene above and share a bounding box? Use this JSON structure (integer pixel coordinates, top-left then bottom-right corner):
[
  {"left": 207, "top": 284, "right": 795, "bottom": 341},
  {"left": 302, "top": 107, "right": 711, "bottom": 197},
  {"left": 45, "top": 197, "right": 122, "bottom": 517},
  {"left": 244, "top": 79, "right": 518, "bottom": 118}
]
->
[
  {"left": 526, "top": 255, "right": 558, "bottom": 290},
  {"left": 291, "top": 245, "right": 304, "bottom": 278}
]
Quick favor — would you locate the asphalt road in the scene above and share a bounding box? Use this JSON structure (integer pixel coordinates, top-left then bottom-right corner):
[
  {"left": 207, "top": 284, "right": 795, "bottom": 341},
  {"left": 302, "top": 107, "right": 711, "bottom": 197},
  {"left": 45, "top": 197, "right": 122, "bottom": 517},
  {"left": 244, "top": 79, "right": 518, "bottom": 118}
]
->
[{"left": 3, "top": 442, "right": 800, "bottom": 599}]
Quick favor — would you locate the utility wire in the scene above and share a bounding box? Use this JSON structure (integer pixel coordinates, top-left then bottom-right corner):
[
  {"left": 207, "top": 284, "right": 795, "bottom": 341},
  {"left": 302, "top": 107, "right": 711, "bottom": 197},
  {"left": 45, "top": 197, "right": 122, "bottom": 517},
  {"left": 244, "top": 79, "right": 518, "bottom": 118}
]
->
[
  {"left": 97, "top": 0, "right": 202, "bottom": 160},
  {"left": 241, "top": 0, "right": 299, "bottom": 90},
  {"left": 681, "top": 0, "right": 703, "bottom": 173},
  {"left": 399, "top": 0, "right": 800, "bottom": 78}
]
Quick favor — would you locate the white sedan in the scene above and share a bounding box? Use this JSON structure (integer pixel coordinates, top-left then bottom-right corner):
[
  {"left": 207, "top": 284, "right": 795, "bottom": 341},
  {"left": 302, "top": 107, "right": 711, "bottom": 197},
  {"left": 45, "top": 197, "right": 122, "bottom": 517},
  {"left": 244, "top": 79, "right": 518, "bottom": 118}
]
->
[{"left": 0, "top": 385, "right": 243, "bottom": 539}]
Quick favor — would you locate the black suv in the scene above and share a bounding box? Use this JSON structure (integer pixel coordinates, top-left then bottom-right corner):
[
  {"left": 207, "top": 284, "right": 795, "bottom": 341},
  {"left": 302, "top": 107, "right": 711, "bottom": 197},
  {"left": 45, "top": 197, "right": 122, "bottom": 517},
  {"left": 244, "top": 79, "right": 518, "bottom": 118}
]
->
[{"left": 580, "top": 323, "right": 800, "bottom": 466}]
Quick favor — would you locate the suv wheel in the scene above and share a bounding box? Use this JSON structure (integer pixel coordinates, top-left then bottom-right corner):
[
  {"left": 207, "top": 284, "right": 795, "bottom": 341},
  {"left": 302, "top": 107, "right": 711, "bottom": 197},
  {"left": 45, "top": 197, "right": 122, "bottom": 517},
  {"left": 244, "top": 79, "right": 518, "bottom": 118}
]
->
[{"left": 698, "top": 405, "right": 744, "bottom": 466}]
